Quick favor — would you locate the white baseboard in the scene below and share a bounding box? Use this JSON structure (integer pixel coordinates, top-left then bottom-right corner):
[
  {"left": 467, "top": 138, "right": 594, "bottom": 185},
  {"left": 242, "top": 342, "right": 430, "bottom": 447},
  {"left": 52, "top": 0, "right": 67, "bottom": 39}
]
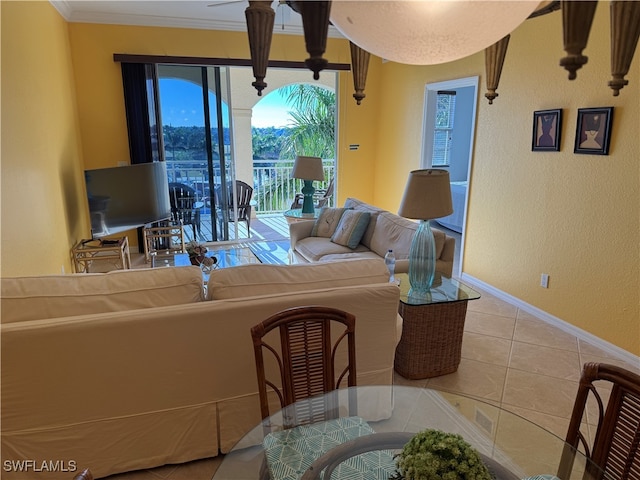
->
[{"left": 460, "top": 273, "right": 639, "bottom": 367}]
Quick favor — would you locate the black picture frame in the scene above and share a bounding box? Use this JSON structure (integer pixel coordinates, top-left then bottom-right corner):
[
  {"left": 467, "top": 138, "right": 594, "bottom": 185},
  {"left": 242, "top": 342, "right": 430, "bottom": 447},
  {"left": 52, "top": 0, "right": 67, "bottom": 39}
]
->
[
  {"left": 532, "top": 109, "right": 562, "bottom": 152},
  {"left": 574, "top": 107, "right": 614, "bottom": 155}
]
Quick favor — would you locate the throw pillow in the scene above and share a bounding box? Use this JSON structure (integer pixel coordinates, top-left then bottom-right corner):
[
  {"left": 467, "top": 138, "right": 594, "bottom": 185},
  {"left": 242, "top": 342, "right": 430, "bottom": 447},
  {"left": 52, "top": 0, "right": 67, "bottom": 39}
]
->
[
  {"left": 330, "top": 210, "right": 371, "bottom": 249},
  {"left": 310, "top": 207, "right": 348, "bottom": 238}
]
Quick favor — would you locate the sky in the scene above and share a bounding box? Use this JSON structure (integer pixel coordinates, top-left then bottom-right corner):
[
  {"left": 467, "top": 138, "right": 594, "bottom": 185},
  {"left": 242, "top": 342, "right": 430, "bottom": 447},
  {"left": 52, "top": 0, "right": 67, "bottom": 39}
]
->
[
  {"left": 159, "top": 78, "right": 292, "bottom": 129},
  {"left": 251, "top": 89, "right": 293, "bottom": 129}
]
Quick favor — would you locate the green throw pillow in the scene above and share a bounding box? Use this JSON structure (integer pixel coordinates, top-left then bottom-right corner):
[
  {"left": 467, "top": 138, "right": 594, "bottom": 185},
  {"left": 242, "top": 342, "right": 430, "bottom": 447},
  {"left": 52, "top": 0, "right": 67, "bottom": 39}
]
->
[
  {"left": 311, "top": 207, "right": 348, "bottom": 238},
  {"left": 331, "top": 210, "right": 371, "bottom": 249}
]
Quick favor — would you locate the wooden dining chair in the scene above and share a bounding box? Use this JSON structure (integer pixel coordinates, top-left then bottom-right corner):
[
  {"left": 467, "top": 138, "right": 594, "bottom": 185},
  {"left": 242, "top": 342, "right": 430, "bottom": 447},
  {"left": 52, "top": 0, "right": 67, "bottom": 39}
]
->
[
  {"left": 557, "top": 362, "right": 640, "bottom": 480},
  {"left": 250, "top": 306, "right": 384, "bottom": 480}
]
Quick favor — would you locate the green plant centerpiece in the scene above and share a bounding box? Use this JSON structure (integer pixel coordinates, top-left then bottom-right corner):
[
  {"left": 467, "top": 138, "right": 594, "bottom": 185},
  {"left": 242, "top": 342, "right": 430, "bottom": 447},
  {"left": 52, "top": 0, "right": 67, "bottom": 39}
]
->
[{"left": 390, "top": 429, "right": 494, "bottom": 480}]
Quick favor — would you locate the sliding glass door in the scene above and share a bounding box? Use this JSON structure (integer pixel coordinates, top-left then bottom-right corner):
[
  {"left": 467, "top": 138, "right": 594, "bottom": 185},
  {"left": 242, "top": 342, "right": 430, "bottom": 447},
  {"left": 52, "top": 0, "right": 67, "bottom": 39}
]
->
[{"left": 157, "top": 65, "right": 241, "bottom": 242}]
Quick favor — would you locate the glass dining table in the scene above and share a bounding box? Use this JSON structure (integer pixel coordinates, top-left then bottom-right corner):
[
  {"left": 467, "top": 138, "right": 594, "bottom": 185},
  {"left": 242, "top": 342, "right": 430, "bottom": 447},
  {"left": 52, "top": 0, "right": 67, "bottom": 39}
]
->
[{"left": 212, "top": 385, "right": 601, "bottom": 480}]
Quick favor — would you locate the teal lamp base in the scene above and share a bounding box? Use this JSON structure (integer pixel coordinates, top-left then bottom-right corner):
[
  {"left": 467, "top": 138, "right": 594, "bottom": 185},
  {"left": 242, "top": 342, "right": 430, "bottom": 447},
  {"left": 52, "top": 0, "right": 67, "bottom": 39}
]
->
[
  {"left": 407, "top": 219, "right": 437, "bottom": 300},
  {"left": 301, "top": 180, "right": 316, "bottom": 214}
]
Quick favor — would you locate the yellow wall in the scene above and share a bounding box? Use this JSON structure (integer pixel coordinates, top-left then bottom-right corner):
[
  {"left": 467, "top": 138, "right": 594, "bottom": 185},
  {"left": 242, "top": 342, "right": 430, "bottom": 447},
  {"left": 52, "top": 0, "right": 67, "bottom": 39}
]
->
[
  {"left": 66, "top": 21, "right": 380, "bottom": 234},
  {"left": 68, "top": 24, "right": 309, "bottom": 170},
  {"left": 1, "top": 1, "right": 88, "bottom": 276},
  {"left": 469, "top": 10, "right": 639, "bottom": 355},
  {"left": 373, "top": 8, "right": 639, "bottom": 355},
  {"left": 1, "top": 2, "right": 638, "bottom": 356}
]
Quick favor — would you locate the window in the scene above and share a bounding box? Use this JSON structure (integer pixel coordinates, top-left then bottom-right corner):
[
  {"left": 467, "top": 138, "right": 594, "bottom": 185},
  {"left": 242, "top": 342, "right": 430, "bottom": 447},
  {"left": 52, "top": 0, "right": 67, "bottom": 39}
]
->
[{"left": 432, "top": 91, "right": 456, "bottom": 167}]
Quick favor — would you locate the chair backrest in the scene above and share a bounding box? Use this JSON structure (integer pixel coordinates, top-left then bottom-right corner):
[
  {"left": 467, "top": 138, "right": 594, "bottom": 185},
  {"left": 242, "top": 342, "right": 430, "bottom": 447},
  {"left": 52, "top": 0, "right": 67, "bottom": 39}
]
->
[
  {"left": 251, "top": 306, "right": 357, "bottom": 429},
  {"left": 234, "top": 180, "right": 253, "bottom": 220},
  {"left": 558, "top": 362, "right": 640, "bottom": 480},
  {"left": 315, "top": 178, "right": 334, "bottom": 208},
  {"left": 214, "top": 180, "right": 253, "bottom": 219},
  {"left": 168, "top": 182, "right": 197, "bottom": 223}
]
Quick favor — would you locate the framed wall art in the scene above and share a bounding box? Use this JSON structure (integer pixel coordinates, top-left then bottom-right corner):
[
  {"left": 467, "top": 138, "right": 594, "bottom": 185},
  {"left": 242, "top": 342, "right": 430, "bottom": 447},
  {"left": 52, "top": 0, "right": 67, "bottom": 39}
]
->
[
  {"left": 574, "top": 107, "right": 613, "bottom": 155},
  {"left": 532, "top": 109, "right": 562, "bottom": 152}
]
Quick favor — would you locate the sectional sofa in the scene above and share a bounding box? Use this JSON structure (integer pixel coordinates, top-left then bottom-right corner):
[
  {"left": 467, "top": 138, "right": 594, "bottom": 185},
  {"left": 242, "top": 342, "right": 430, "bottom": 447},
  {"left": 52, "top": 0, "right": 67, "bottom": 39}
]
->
[
  {"left": 1, "top": 259, "right": 400, "bottom": 479},
  {"left": 289, "top": 197, "right": 456, "bottom": 277}
]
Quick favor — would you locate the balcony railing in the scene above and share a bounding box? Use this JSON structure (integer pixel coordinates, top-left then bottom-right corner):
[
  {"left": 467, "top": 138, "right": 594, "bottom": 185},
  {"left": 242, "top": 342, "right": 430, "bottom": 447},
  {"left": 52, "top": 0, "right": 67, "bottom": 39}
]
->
[
  {"left": 165, "top": 159, "right": 335, "bottom": 214},
  {"left": 253, "top": 159, "right": 334, "bottom": 213}
]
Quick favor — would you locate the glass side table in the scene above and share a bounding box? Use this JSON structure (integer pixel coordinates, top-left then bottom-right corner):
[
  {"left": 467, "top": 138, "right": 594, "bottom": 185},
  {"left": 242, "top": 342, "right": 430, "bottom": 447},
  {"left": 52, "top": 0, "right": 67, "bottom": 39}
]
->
[
  {"left": 283, "top": 208, "right": 321, "bottom": 224},
  {"left": 394, "top": 273, "right": 481, "bottom": 379}
]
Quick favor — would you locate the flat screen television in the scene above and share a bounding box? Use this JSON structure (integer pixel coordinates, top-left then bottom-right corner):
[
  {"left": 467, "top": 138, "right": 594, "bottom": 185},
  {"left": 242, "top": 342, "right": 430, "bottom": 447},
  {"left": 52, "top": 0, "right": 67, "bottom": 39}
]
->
[{"left": 84, "top": 162, "right": 172, "bottom": 238}]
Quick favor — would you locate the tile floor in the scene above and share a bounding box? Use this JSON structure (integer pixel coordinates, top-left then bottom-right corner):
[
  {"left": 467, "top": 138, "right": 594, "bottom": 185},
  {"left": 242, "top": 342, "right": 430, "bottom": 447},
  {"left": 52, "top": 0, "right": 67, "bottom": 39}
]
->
[{"left": 103, "top": 221, "right": 639, "bottom": 480}]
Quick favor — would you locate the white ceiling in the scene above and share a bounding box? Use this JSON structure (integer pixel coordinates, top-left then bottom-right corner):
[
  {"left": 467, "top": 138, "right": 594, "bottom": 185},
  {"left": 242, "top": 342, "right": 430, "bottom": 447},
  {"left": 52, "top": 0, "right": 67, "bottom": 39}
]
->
[{"left": 51, "top": 0, "right": 344, "bottom": 38}]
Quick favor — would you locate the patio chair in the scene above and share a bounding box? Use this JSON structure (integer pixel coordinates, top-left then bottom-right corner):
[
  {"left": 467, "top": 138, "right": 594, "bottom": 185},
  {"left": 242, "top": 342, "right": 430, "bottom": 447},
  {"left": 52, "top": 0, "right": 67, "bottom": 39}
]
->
[
  {"left": 250, "top": 306, "right": 380, "bottom": 480},
  {"left": 557, "top": 362, "right": 640, "bottom": 480},
  {"left": 168, "top": 182, "right": 201, "bottom": 240},
  {"left": 215, "top": 180, "right": 253, "bottom": 236},
  {"left": 290, "top": 177, "right": 334, "bottom": 210}
]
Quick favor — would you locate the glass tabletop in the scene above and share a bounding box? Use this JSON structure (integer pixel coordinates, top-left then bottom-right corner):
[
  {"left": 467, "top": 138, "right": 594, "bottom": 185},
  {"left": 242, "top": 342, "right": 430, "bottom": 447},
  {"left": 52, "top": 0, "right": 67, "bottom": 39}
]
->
[
  {"left": 283, "top": 208, "right": 321, "bottom": 220},
  {"left": 150, "top": 246, "right": 260, "bottom": 282},
  {"left": 213, "top": 385, "right": 600, "bottom": 480},
  {"left": 396, "top": 272, "right": 481, "bottom": 306}
]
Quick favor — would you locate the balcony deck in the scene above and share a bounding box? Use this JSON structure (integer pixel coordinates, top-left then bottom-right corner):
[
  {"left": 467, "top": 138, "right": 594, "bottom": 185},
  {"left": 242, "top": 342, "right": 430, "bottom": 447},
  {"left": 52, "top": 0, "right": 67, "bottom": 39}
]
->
[{"left": 184, "top": 212, "right": 291, "bottom": 245}]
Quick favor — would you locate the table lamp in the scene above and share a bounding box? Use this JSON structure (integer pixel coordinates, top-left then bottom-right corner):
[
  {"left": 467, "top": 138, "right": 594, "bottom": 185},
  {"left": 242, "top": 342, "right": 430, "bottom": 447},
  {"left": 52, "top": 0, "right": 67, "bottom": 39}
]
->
[
  {"left": 398, "top": 169, "right": 453, "bottom": 298},
  {"left": 291, "top": 155, "right": 325, "bottom": 214}
]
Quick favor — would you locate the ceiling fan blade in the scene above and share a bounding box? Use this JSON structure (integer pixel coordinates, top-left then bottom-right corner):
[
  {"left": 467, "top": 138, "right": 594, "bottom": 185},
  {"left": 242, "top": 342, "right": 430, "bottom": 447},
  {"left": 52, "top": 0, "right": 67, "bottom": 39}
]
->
[{"left": 276, "top": 0, "right": 292, "bottom": 30}]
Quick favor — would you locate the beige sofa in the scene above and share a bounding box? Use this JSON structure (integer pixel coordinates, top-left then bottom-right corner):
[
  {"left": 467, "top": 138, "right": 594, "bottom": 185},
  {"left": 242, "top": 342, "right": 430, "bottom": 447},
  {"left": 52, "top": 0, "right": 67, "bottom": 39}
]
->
[
  {"left": 1, "top": 259, "right": 400, "bottom": 479},
  {"left": 289, "top": 197, "right": 456, "bottom": 277}
]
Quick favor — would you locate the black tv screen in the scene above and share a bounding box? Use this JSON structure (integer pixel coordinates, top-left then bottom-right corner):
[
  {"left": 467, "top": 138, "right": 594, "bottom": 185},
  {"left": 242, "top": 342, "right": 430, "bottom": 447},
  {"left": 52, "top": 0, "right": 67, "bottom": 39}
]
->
[{"left": 84, "top": 162, "right": 172, "bottom": 238}]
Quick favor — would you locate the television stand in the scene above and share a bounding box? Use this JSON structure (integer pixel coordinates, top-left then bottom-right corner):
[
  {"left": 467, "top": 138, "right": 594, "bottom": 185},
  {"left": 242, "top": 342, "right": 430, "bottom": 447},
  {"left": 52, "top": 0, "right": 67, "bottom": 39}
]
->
[{"left": 72, "top": 237, "right": 131, "bottom": 273}]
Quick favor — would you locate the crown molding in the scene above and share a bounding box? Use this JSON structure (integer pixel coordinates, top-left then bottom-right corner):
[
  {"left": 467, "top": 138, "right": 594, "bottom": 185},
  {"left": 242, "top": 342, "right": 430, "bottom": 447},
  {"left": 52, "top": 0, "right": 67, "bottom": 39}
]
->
[
  {"left": 49, "top": 0, "right": 343, "bottom": 38},
  {"left": 50, "top": 0, "right": 73, "bottom": 20}
]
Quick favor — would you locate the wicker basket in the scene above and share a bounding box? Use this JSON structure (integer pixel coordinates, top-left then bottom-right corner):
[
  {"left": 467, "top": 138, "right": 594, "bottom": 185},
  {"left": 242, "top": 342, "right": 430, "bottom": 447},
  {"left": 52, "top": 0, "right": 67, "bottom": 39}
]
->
[{"left": 394, "top": 300, "right": 468, "bottom": 379}]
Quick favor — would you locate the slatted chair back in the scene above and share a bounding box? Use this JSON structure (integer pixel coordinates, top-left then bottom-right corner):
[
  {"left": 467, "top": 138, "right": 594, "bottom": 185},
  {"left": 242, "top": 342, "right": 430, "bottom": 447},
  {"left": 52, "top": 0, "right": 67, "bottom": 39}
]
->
[
  {"left": 214, "top": 180, "right": 253, "bottom": 234},
  {"left": 290, "top": 177, "right": 334, "bottom": 210},
  {"left": 314, "top": 177, "right": 334, "bottom": 209},
  {"left": 168, "top": 182, "right": 200, "bottom": 238},
  {"left": 251, "top": 306, "right": 357, "bottom": 430},
  {"left": 233, "top": 180, "right": 253, "bottom": 231},
  {"left": 558, "top": 362, "right": 640, "bottom": 480}
]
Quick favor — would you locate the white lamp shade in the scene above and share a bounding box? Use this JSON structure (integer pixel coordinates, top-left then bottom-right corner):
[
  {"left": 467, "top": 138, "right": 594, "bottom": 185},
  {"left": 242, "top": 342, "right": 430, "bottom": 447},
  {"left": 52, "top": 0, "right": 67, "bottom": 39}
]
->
[
  {"left": 330, "top": 1, "right": 540, "bottom": 65},
  {"left": 398, "top": 169, "right": 453, "bottom": 220},
  {"left": 291, "top": 156, "right": 325, "bottom": 181}
]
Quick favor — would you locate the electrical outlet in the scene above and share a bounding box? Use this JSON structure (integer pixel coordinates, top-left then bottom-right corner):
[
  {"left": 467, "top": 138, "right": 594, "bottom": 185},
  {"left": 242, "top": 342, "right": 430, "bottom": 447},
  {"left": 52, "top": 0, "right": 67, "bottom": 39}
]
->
[{"left": 540, "top": 273, "right": 549, "bottom": 288}]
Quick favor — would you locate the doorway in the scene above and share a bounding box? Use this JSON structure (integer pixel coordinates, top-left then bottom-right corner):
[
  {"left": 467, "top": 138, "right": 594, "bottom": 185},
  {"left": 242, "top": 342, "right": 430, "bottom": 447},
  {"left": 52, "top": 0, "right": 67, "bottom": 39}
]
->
[
  {"left": 157, "top": 65, "right": 239, "bottom": 243},
  {"left": 125, "top": 62, "right": 340, "bottom": 243},
  {"left": 420, "top": 76, "right": 479, "bottom": 275}
]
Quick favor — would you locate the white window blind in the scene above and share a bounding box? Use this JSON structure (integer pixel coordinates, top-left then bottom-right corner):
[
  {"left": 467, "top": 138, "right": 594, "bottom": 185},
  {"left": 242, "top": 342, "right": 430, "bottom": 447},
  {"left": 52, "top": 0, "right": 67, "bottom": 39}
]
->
[{"left": 432, "top": 91, "right": 456, "bottom": 167}]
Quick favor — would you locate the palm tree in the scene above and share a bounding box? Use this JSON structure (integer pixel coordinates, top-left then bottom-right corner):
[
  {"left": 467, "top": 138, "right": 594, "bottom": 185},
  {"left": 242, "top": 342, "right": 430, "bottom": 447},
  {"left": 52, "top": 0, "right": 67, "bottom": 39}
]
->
[
  {"left": 254, "top": 84, "right": 336, "bottom": 212},
  {"left": 279, "top": 84, "right": 335, "bottom": 159}
]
